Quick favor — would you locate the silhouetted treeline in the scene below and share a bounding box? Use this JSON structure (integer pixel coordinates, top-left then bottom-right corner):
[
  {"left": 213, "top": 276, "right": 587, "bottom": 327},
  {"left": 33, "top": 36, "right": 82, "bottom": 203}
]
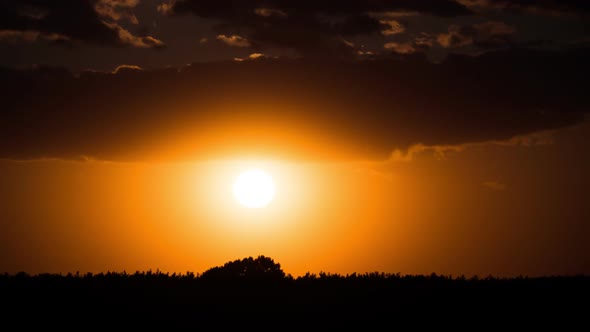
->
[{"left": 1, "top": 256, "right": 588, "bottom": 327}]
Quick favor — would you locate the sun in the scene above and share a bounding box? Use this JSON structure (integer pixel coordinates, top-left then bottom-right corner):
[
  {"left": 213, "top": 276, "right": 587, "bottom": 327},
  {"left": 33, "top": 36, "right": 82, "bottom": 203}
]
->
[{"left": 233, "top": 168, "right": 276, "bottom": 208}]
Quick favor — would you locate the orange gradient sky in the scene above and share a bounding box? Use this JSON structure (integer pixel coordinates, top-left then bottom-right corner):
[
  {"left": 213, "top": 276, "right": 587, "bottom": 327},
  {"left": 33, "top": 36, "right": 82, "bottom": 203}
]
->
[{"left": 1, "top": 119, "right": 588, "bottom": 277}]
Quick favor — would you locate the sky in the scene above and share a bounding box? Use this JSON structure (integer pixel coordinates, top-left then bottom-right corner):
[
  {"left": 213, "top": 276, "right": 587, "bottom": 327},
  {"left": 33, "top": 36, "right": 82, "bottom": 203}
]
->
[{"left": 0, "top": 0, "right": 589, "bottom": 277}]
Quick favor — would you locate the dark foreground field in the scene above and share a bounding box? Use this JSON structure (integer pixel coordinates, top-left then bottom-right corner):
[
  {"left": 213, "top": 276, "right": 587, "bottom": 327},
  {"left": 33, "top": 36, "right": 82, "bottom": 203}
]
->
[{"left": 2, "top": 256, "right": 588, "bottom": 328}]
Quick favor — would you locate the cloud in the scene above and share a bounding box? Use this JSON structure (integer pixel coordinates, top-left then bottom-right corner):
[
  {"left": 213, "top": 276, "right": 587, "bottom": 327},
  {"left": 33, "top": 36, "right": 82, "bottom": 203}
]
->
[
  {"left": 384, "top": 42, "right": 417, "bottom": 54},
  {"left": 233, "top": 53, "right": 268, "bottom": 62},
  {"left": 216, "top": 34, "right": 251, "bottom": 47},
  {"left": 94, "top": 0, "right": 140, "bottom": 24},
  {"left": 157, "top": 1, "right": 175, "bottom": 15},
  {"left": 384, "top": 33, "right": 434, "bottom": 54},
  {"left": 0, "top": 30, "right": 69, "bottom": 43},
  {"left": 414, "top": 33, "right": 436, "bottom": 47},
  {"left": 483, "top": 181, "right": 507, "bottom": 191},
  {"left": 389, "top": 144, "right": 463, "bottom": 162},
  {"left": 248, "top": 53, "right": 265, "bottom": 60},
  {"left": 103, "top": 21, "right": 166, "bottom": 48},
  {"left": 166, "top": 0, "right": 471, "bottom": 56},
  {"left": 379, "top": 19, "right": 405, "bottom": 36},
  {"left": 0, "top": 0, "right": 164, "bottom": 48},
  {"left": 0, "top": 47, "right": 587, "bottom": 162},
  {"left": 111, "top": 64, "right": 143, "bottom": 74},
  {"left": 388, "top": 129, "right": 558, "bottom": 162},
  {"left": 438, "top": 21, "right": 516, "bottom": 49},
  {"left": 357, "top": 50, "right": 376, "bottom": 56},
  {"left": 438, "top": 25, "right": 474, "bottom": 48}
]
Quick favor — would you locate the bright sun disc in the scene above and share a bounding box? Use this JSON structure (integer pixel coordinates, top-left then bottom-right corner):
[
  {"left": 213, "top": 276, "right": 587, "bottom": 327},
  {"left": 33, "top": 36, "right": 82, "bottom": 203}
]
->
[{"left": 233, "top": 169, "right": 276, "bottom": 208}]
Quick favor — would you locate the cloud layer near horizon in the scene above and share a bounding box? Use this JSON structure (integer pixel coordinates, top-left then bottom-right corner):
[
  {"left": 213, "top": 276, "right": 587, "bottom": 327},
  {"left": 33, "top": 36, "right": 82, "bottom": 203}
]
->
[{"left": 0, "top": 47, "right": 587, "bottom": 162}]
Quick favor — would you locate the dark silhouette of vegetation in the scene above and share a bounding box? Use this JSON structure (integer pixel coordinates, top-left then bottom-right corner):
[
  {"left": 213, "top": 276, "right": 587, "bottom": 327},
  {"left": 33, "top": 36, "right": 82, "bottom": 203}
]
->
[
  {"left": 1, "top": 256, "right": 588, "bottom": 327},
  {"left": 200, "top": 255, "right": 286, "bottom": 280}
]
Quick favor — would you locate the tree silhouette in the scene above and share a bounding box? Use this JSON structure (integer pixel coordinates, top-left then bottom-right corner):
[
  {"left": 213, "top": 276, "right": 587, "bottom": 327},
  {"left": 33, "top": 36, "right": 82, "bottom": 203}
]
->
[
  {"left": 200, "top": 255, "right": 286, "bottom": 280},
  {"left": 0, "top": 256, "right": 587, "bottom": 327}
]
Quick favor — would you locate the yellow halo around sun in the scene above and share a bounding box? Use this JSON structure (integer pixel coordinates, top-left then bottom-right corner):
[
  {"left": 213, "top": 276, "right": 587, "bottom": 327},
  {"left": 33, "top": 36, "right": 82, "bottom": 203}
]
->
[{"left": 233, "top": 168, "right": 276, "bottom": 208}]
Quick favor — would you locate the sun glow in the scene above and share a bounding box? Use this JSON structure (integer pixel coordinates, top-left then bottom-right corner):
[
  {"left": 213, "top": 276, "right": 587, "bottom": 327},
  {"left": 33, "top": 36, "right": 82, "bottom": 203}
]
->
[{"left": 233, "top": 169, "right": 276, "bottom": 208}]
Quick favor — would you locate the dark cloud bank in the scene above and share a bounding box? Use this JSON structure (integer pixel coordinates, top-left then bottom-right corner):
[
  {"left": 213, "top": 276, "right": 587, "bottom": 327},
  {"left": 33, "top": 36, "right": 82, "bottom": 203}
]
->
[
  {"left": 166, "top": 0, "right": 473, "bottom": 57},
  {"left": 0, "top": 0, "right": 164, "bottom": 48},
  {"left": 0, "top": 47, "right": 588, "bottom": 162}
]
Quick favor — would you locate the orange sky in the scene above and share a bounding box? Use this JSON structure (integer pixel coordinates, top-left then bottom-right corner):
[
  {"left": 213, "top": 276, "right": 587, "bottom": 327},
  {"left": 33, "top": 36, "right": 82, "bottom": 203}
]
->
[{"left": 1, "top": 120, "right": 588, "bottom": 277}]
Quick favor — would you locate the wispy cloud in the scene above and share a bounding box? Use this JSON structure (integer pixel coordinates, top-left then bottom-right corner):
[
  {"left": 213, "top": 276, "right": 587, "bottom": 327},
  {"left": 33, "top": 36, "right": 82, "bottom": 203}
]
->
[{"left": 216, "top": 34, "right": 251, "bottom": 48}]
